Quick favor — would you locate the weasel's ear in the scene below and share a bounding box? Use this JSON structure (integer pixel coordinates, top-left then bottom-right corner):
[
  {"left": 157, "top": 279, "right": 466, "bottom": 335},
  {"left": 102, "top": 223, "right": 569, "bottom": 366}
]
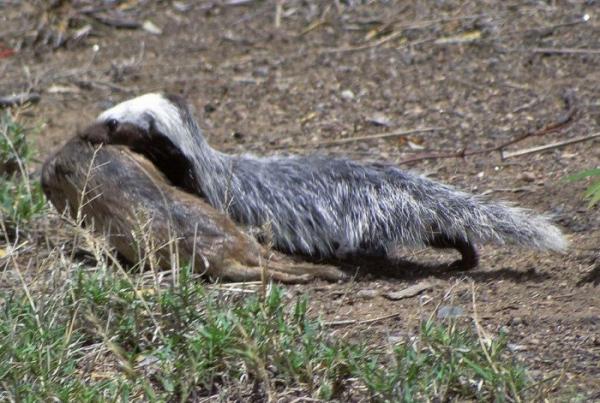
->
[
  {"left": 79, "top": 122, "right": 110, "bottom": 144},
  {"left": 163, "top": 93, "right": 196, "bottom": 124},
  {"left": 163, "top": 93, "right": 188, "bottom": 110}
]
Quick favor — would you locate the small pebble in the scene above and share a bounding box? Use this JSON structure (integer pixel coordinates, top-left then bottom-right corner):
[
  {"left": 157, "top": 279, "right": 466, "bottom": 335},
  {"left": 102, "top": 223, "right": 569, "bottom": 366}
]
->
[
  {"left": 356, "top": 289, "right": 379, "bottom": 299},
  {"left": 142, "top": 20, "right": 162, "bottom": 35},
  {"left": 519, "top": 172, "right": 536, "bottom": 182},
  {"left": 366, "top": 112, "right": 392, "bottom": 127},
  {"left": 340, "top": 90, "right": 355, "bottom": 101},
  {"left": 437, "top": 305, "right": 465, "bottom": 319}
]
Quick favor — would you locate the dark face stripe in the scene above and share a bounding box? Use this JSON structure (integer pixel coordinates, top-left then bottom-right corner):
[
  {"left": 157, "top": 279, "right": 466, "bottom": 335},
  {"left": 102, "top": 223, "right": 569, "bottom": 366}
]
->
[
  {"left": 135, "top": 123, "right": 200, "bottom": 196},
  {"left": 78, "top": 117, "right": 201, "bottom": 197}
]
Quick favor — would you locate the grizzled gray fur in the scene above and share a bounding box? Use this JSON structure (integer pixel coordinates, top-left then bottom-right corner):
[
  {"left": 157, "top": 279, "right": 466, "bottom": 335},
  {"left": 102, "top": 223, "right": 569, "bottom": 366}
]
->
[{"left": 93, "top": 93, "right": 568, "bottom": 268}]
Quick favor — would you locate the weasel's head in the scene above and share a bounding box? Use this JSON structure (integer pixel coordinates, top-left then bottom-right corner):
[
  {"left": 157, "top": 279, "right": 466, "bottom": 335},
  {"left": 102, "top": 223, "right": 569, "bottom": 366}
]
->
[
  {"left": 89, "top": 93, "right": 198, "bottom": 149},
  {"left": 80, "top": 93, "right": 201, "bottom": 193}
]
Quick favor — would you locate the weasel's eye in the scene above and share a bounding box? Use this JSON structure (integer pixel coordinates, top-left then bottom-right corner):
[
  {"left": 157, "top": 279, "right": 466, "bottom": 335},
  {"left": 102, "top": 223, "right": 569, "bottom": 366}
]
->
[{"left": 106, "top": 119, "right": 119, "bottom": 132}]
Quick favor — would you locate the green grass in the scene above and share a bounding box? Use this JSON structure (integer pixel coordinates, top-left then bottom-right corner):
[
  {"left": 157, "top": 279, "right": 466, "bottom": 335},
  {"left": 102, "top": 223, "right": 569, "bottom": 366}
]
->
[
  {"left": 0, "top": 111, "right": 32, "bottom": 168},
  {"left": 568, "top": 168, "right": 600, "bottom": 207},
  {"left": 0, "top": 178, "right": 46, "bottom": 228},
  {"left": 349, "top": 321, "right": 528, "bottom": 401},
  {"left": 0, "top": 112, "right": 46, "bottom": 229},
  {"left": 1, "top": 260, "right": 535, "bottom": 401}
]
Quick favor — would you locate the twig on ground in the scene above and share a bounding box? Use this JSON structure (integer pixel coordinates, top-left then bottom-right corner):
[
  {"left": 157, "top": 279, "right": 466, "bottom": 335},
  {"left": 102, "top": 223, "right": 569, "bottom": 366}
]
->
[
  {"left": 519, "top": 47, "right": 600, "bottom": 55},
  {"left": 480, "top": 186, "right": 535, "bottom": 196},
  {"left": 397, "top": 92, "right": 576, "bottom": 165},
  {"left": 512, "top": 98, "right": 540, "bottom": 114},
  {"left": 311, "top": 127, "right": 441, "bottom": 147},
  {"left": 296, "top": 5, "right": 331, "bottom": 37},
  {"left": 73, "top": 79, "right": 133, "bottom": 93},
  {"left": 501, "top": 132, "right": 600, "bottom": 159},
  {"left": 274, "top": 0, "right": 283, "bottom": 28},
  {"left": 320, "top": 14, "right": 484, "bottom": 54},
  {"left": 85, "top": 13, "right": 141, "bottom": 29},
  {"left": 497, "top": 20, "right": 587, "bottom": 45},
  {"left": 0, "top": 92, "right": 41, "bottom": 108},
  {"left": 321, "top": 30, "right": 405, "bottom": 54},
  {"left": 324, "top": 319, "right": 356, "bottom": 327},
  {"left": 325, "top": 310, "right": 408, "bottom": 327},
  {"left": 206, "top": 286, "right": 257, "bottom": 294}
]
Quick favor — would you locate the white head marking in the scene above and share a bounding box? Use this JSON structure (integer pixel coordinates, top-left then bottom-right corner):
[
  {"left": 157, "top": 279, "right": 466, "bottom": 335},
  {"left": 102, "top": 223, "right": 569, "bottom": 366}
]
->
[
  {"left": 97, "top": 93, "right": 212, "bottom": 167},
  {"left": 97, "top": 93, "right": 183, "bottom": 134}
]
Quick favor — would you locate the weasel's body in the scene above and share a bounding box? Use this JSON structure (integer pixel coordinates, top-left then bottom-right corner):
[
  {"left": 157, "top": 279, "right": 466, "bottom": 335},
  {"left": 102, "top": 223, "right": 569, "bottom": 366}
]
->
[{"left": 86, "top": 93, "right": 567, "bottom": 268}]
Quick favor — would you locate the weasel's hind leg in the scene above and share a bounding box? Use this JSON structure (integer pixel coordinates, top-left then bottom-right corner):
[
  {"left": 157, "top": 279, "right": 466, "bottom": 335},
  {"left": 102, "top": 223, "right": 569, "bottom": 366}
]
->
[{"left": 428, "top": 234, "right": 479, "bottom": 270}]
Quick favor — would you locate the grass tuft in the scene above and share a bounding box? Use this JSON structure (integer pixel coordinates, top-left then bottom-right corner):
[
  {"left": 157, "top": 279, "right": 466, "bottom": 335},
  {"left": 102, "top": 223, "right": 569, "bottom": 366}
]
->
[
  {"left": 0, "top": 111, "right": 32, "bottom": 172},
  {"left": 0, "top": 112, "right": 46, "bottom": 230}
]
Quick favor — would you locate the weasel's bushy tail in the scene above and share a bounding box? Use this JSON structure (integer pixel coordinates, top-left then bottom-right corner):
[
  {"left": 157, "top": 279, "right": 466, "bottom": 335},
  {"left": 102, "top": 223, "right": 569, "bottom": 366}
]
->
[
  {"left": 480, "top": 203, "right": 566, "bottom": 251},
  {"left": 417, "top": 180, "right": 568, "bottom": 252}
]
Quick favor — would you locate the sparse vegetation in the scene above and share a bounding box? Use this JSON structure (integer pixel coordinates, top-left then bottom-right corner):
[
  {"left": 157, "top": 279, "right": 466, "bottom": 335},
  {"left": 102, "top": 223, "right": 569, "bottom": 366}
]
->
[
  {"left": 1, "top": 261, "right": 534, "bottom": 401},
  {"left": 0, "top": 111, "right": 32, "bottom": 168},
  {"left": 0, "top": 178, "right": 46, "bottom": 228},
  {"left": 568, "top": 168, "right": 600, "bottom": 208},
  {"left": 0, "top": 112, "right": 46, "bottom": 230}
]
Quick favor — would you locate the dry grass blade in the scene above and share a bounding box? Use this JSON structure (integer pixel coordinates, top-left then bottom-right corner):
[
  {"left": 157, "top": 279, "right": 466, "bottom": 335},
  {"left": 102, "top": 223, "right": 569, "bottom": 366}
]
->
[
  {"left": 520, "top": 47, "right": 600, "bottom": 55},
  {"left": 311, "top": 127, "right": 442, "bottom": 147},
  {"left": 501, "top": 132, "right": 600, "bottom": 159}
]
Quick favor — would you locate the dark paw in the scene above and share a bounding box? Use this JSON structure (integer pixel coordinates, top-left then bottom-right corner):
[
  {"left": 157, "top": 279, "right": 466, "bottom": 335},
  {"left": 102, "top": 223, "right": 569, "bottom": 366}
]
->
[{"left": 447, "top": 257, "right": 478, "bottom": 271}]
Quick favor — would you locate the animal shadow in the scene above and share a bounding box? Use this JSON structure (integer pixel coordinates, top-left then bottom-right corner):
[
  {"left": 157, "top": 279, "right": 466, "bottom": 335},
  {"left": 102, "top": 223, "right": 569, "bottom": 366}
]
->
[{"left": 315, "top": 255, "right": 553, "bottom": 283}]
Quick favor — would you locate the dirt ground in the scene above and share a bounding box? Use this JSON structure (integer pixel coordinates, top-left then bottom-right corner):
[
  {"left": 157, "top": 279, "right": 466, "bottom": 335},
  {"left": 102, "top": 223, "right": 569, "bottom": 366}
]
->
[{"left": 2, "top": 0, "right": 599, "bottom": 398}]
